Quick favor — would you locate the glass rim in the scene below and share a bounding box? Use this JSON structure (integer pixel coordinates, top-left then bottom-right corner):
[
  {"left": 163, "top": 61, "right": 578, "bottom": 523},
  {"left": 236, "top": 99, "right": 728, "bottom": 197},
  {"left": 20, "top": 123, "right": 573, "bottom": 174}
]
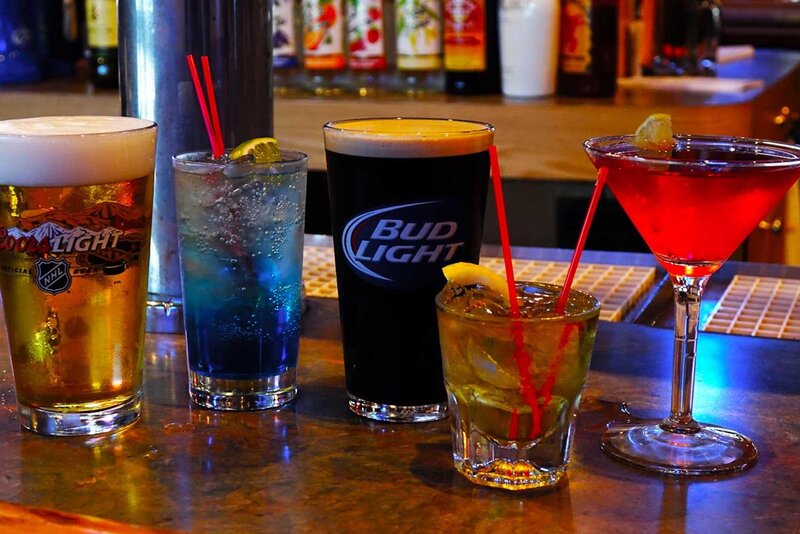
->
[
  {"left": 323, "top": 117, "right": 495, "bottom": 136},
  {"left": 172, "top": 148, "right": 308, "bottom": 171},
  {"left": 435, "top": 281, "right": 601, "bottom": 324},
  {"left": 583, "top": 134, "right": 800, "bottom": 169},
  {"left": 0, "top": 116, "right": 156, "bottom": 139}
]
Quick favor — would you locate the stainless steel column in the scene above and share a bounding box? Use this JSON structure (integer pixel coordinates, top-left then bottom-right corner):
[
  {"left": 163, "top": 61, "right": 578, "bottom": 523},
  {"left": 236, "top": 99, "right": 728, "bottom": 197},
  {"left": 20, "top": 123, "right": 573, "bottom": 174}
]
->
[{"left": 118, "top": 0, "right": 273, "bottom": 333}]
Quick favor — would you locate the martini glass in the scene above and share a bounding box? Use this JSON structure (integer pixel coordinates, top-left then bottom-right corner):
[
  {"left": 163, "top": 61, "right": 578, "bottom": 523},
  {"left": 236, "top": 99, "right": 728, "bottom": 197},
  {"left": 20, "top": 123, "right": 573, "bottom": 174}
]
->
[{"left": 584, "top": 134, "right": 800, "bottom": 475}]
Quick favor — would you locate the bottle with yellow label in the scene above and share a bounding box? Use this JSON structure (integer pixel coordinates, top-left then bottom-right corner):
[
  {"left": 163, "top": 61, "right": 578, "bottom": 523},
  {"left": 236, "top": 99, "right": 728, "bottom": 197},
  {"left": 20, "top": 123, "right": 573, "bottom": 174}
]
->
[
  {"left": 443, "top": 0, "right": 501, "bottom": 95},
  {"left": 395, "top": 0, "right": 444, "bottom": 95},
  {"left": 84, "top": 0, "right": 118, "bottom": 88}
]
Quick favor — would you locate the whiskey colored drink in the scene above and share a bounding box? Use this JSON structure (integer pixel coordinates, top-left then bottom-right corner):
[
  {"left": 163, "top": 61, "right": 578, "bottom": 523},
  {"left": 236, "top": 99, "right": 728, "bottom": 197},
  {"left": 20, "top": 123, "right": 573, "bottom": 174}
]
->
[
  {"left": 437, "top": 281, "right": 600, "bottom": 490},
  {"left": 0, "top": 116, "right": 156, "bottom": 435}
]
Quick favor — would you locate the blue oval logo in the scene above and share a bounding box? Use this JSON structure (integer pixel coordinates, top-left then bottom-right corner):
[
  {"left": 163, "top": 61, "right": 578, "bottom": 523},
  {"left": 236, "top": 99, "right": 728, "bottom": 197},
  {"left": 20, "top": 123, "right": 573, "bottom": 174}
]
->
[{"left": 341, "top": 200, "right": 472, "bottom": 288}]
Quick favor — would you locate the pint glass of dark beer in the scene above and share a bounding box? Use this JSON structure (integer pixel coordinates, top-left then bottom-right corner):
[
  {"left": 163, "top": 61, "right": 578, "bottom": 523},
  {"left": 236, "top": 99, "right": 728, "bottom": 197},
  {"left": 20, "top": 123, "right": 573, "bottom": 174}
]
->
[
  {"left": 0, "top": 116, "right": 156, "bottom": 435},
  {"left": 323, "top": 118, "right": 493, "bottom": 422}
]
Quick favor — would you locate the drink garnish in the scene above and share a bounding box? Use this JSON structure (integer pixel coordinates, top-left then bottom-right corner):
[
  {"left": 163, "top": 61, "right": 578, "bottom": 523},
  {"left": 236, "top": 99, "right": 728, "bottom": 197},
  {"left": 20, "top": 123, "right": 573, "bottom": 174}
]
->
[
  {"left": 442, "top": 262, "right": 510, "bottom": 303},
  {"left": 229, "top": 137, "right": 281, "bottom": 163},
  {"left": 634, "top": 113, "right": 674, "bottom": 157}
]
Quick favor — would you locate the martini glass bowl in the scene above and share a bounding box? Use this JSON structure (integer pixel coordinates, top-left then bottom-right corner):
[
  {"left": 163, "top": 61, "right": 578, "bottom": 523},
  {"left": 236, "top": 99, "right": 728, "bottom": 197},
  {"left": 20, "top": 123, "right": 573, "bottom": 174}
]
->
[{"left": 584, "top": 134, "right": 800, "bottom": 475}]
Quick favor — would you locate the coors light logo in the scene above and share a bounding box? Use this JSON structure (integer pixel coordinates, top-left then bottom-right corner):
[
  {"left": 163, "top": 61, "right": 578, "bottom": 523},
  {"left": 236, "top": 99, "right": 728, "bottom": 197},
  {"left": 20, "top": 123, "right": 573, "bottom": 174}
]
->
[
  {"left": 0, "top": 201, "right": 147, "bottom": 289},
  {"left": 342, "top": 200, "right": 470, "bottom": 288}
]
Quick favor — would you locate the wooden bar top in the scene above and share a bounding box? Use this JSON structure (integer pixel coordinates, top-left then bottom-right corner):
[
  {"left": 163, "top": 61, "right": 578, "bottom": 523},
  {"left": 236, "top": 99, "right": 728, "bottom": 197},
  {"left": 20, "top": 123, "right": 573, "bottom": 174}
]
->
[{"left": 0, "top": 296, "right": 797, "bottom": 532}]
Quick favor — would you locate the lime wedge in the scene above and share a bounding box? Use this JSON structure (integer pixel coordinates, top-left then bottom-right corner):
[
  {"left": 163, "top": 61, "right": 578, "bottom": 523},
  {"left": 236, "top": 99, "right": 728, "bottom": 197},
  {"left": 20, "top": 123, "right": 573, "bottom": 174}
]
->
[
  {"left": 443, "top": 262, "right": 510, "bottom": 302},
  {"left": 229, "top": 137, "right": 280, "bottom": 163},
  {"left": 634, "top": 113, "right": 674, "bottom": 154}
]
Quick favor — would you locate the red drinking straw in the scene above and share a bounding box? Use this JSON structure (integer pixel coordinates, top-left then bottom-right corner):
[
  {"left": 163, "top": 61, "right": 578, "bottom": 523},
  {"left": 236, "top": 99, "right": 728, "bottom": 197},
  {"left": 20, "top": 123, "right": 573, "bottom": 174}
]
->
[
  {"left": 201, "top": 56, "right": 223, "bottom": 150},
  {"left": 489, "top": 145, "right": 521, "bottom": 317},
  {"left": 186, "top": 54, "right": 224, "bottom": 158},
  {"left": 555, "top": 167, "right": 608, "bottom": 315},
  {"left": 490, "top": 145, "right": 543, "bottom": 439}
]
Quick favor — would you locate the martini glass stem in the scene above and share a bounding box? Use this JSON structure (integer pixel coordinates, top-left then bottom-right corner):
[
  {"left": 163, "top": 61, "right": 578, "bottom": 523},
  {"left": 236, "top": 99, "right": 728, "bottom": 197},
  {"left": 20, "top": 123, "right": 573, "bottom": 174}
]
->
[{"left": 663, "top": 276, "right": 709, "bottom": 433}]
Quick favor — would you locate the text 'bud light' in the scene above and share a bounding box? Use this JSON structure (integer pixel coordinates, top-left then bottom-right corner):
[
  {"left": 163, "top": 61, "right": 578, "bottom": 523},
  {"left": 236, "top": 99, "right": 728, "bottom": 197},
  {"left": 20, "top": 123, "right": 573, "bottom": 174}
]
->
[{"left": 342, "top": 200, "right": 470, "bottom": 288}]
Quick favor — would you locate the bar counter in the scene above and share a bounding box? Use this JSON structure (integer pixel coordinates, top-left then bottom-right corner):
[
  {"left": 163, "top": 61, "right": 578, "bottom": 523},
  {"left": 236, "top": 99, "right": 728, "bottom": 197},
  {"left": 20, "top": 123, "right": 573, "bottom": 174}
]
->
[{"left": 0, "top": 289, "right": 798, "bottom": 531}]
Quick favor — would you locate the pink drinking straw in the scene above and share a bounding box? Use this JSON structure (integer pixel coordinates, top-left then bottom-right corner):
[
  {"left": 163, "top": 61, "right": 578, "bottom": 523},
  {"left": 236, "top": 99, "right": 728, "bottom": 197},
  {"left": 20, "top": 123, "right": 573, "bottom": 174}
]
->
[
  {"left": 186, "top": 55, "right": 224, "bottom": 158},
  {"left": 555, "top": 167, "right": 609, "bottom": 315},
  {"left": 490, "top": 146, "right": 543, "bottom": 439}
]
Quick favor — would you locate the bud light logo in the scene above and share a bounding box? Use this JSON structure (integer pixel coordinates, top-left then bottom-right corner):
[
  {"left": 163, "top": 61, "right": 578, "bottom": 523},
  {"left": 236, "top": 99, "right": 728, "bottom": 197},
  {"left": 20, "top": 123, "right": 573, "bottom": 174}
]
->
[
  {"left": 34, "top": 257, "right": 72, "bottom": 295},
  {"left": 342, "top": 200, "right": 471, "bottom": 288}
]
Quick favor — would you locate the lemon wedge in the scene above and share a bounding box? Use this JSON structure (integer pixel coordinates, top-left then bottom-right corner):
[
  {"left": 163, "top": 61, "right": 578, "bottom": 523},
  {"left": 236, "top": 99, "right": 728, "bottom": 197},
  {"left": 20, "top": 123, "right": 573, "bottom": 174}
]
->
[
  {"left": 443, "top": 262, "right": 510, "bottom": 302},
  {"left": 229, "top": 137, "right": 281, "bottom": 163},
  {"left": 634, "top": 113, "right": 674, "bottom": 155}
]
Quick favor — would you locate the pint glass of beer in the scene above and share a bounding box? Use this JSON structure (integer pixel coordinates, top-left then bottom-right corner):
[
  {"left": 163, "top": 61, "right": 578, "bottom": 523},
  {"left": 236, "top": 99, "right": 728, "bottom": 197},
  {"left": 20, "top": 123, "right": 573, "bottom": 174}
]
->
[
  {"left": 0, "top": 116, "right": 156, "bottom": 436},
  {"left": 323, "top": 118, "right": 493, "bottom": 422}
]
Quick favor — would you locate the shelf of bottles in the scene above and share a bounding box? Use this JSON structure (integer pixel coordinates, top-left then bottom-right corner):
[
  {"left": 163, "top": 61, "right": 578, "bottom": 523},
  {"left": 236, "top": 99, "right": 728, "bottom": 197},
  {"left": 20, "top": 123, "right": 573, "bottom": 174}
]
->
[
  {"left": 5, "top": 0, "right": 721, "bottom": 99},
  {"left": 275, "top": 0, "right": 624, "bottom": 99}
]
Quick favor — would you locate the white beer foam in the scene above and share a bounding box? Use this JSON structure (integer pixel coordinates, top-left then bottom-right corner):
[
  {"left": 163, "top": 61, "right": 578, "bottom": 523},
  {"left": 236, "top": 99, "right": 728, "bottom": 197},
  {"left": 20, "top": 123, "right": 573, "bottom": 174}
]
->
[
  {"left": 0, "top": 116, "right": 157, "bottom": 186},
  {"left": 323, "top": 118, "right": 494, "bottom": 158}
]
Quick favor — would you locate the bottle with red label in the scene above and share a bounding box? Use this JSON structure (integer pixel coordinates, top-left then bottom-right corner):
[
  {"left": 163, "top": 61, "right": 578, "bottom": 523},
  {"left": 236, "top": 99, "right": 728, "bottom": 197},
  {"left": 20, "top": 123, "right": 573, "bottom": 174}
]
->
[
  {"left": 443, "top": 0, "right": 501, "bottom": 95},
  {"left": 557, "top": 0, "right": 618, "bottom": 97},
  {"left": 395, "top": 0, "right": 444, "bottom": 95},
  {"left": 346, "top": 0, "right": 391, "bottom": 95},
  {"left": 303, "top": 0, "right": 347, "bottom": 95}
]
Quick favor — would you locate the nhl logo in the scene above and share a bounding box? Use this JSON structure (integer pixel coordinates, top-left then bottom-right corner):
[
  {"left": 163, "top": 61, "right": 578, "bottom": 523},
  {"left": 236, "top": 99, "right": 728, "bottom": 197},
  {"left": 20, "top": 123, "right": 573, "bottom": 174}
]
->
[{"left": 34, "top": 257, "right": 72, "bottom": 295}]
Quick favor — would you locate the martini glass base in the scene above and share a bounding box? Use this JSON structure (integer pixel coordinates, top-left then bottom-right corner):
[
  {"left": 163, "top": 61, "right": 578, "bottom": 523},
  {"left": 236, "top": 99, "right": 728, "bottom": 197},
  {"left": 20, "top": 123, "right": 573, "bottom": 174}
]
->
[{"left": 601, "top": 420, "right": 758, "bottom": 476}]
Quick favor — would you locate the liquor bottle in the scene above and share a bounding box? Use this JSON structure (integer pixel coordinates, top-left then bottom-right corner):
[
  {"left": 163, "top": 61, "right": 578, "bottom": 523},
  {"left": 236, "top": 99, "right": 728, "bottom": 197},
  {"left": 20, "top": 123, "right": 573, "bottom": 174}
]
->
[
  {"left": 303, "top": 0, "right": 348, "bottom": 95},
  {"left": 274, "top": 0, "right": 304, "bottom": 94},
  {"left": 499, "top": 0, "right": 559, "bottom": 98},
  {"left": 346, "top": 0, "right": 390, "bottom": 95},
  {"left": 34, "top": 0, "right": 83, "bottom": 78},
  {"left": 650, "top": 0, "right": 721, "bottom": 76},
  {"left": 557, "top": 0, "right": 618, "bottom": 97},
  {"left": 84, "top": 0, "right": 118, "bottom": 88},
  {"left": 625, "top": 0, "right": 645, "bottom": 77},
  {"left": 395, "top": 0, "right": 444, "bottom": 96},
  {"left": 443, "top": 0, "right": 501, "bottom": 95}
]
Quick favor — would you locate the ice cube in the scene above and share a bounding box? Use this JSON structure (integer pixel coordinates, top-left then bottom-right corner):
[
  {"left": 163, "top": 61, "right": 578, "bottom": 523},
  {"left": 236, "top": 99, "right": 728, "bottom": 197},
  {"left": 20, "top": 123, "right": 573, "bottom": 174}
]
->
[
  {"left": 466, "top": 337, "right": 518, "bottom": 390},
  {"left": 458, "top": 286, "right": 509, "bottom": 316},
  {"left": 517, "top": 286, "right": 559, "bottom": 319}
]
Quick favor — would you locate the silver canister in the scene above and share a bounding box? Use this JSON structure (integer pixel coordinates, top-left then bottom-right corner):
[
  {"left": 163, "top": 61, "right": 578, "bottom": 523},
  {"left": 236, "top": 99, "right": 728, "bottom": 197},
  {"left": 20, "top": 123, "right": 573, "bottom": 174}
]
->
[{"left": 119, "top": 0, "right": 274, "bottom": 333}]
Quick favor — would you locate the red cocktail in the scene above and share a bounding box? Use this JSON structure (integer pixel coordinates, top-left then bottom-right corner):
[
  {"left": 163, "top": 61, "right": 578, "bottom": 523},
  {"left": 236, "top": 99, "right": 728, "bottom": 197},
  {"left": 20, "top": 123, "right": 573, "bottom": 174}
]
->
[{"left": 585, "top": 134, "right": 800, "bottom": 475}]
